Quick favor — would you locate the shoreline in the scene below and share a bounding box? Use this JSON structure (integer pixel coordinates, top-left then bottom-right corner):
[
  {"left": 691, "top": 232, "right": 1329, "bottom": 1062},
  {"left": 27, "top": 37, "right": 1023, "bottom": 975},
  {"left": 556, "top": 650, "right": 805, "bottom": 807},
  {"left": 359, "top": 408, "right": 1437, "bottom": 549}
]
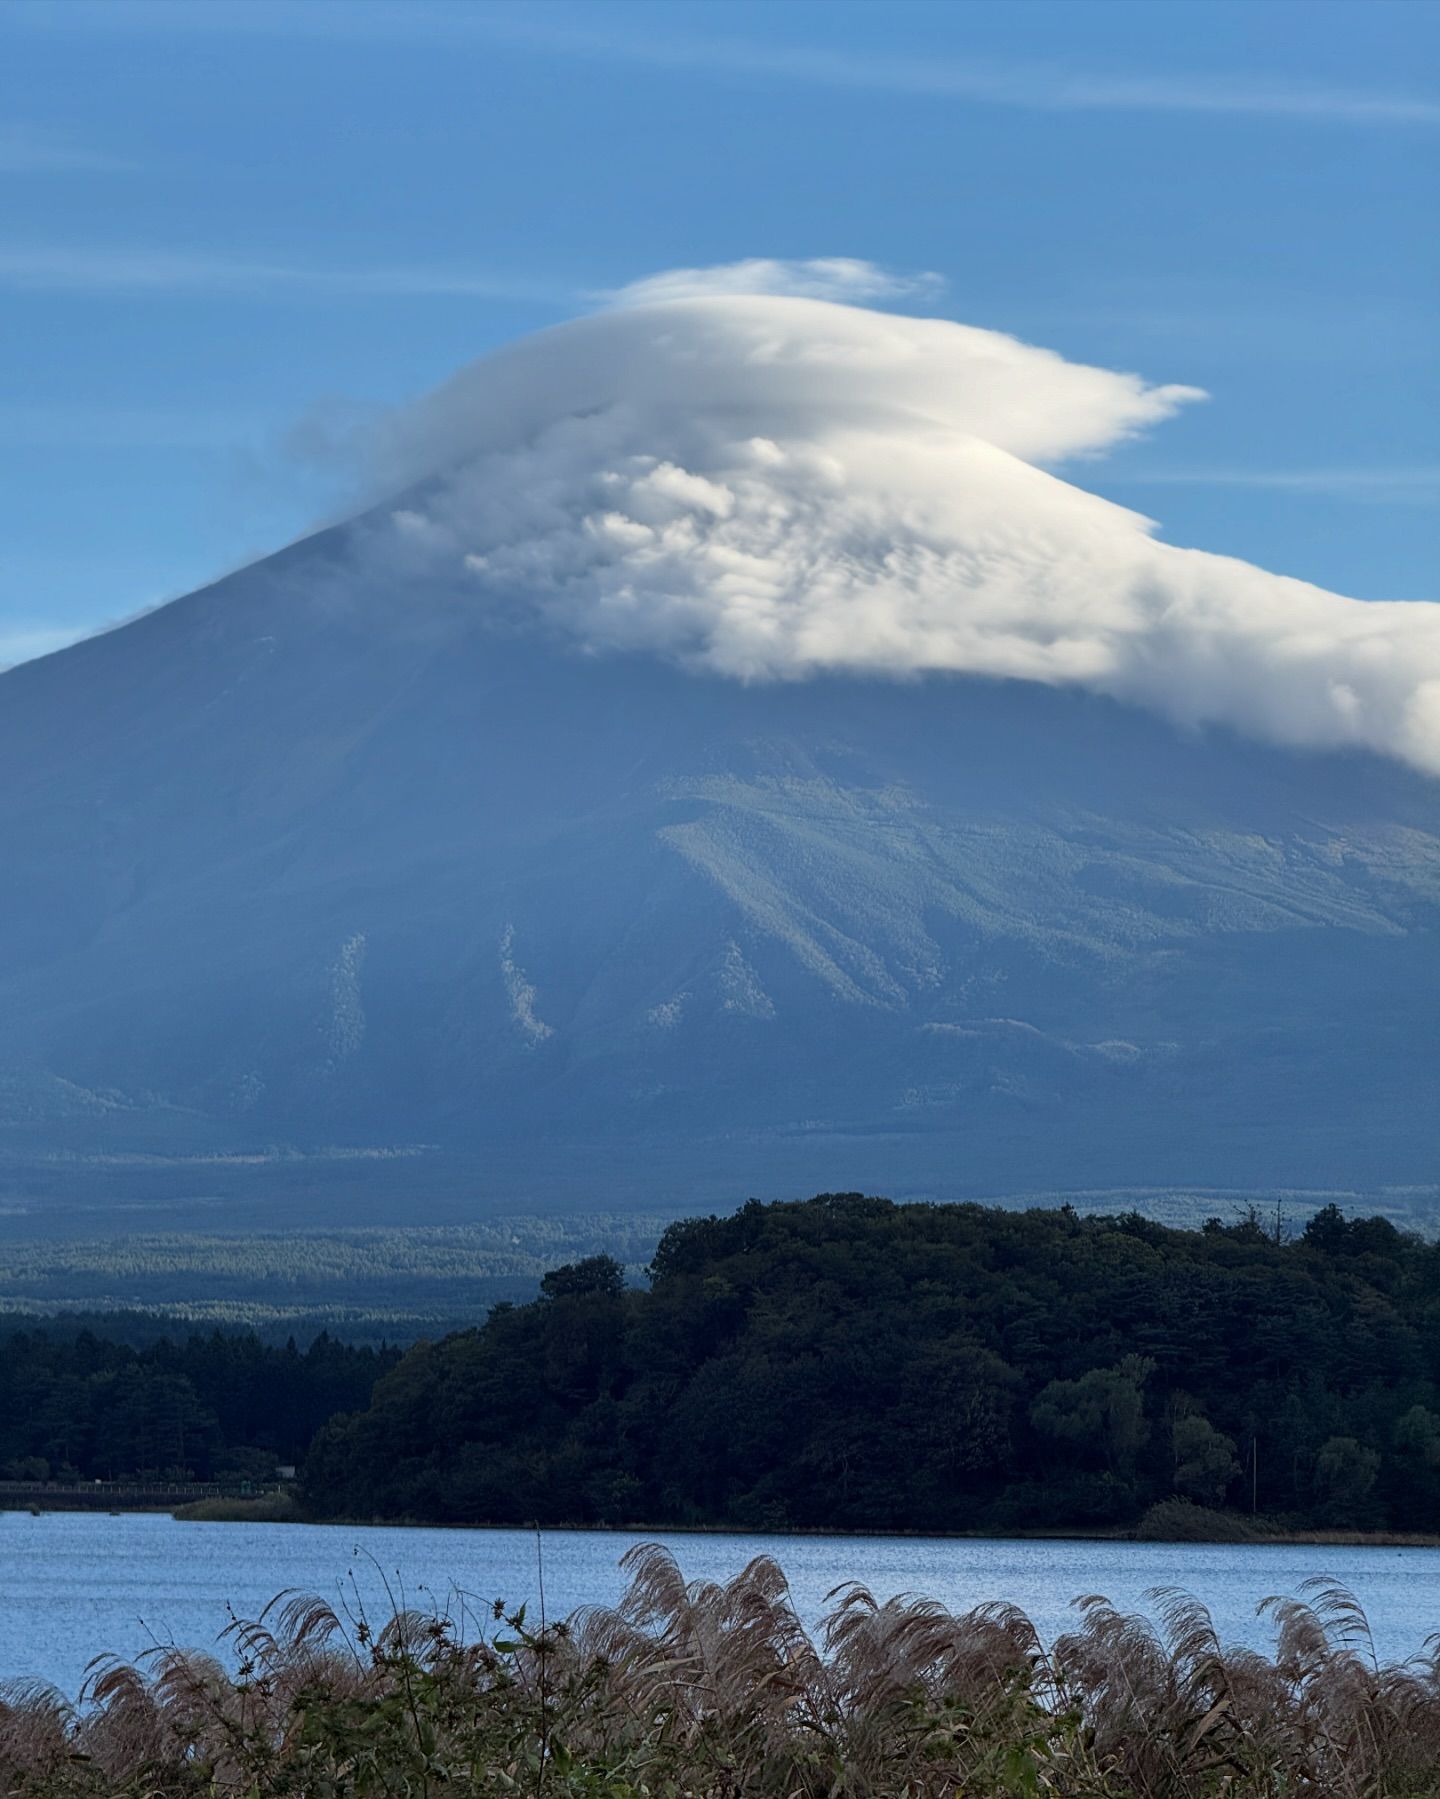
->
[{"left": 20, "top": 1502, "right": 1431, "bottom": 1549}]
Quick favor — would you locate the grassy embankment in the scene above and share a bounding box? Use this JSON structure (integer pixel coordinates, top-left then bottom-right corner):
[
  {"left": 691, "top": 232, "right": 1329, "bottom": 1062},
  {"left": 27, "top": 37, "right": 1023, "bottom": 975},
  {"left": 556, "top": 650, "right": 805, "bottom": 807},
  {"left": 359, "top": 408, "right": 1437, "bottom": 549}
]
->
[
  {"left": 169, "top": 1493, "right": 304, "bottom": 1523},
  {"left": 157, "top": 1494, "right": 1440, "bottom": 1548}
]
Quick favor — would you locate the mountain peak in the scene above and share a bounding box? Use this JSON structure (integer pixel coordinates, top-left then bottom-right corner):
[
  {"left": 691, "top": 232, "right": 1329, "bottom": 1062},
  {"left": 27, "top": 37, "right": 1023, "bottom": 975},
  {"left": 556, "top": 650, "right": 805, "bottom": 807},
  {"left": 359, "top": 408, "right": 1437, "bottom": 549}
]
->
[
  {"left": 1, "top": 272, "right": 1435, "bottom": 1228},
  {"left": 279, "top": 283, "right": 1440, "bottom": 780}
]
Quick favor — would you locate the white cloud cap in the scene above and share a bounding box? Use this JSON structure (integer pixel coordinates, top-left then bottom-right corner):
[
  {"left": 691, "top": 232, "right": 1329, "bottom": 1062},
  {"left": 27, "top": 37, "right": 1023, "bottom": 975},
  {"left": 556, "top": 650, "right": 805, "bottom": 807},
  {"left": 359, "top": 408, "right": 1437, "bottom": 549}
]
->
[
  {"left": 602, "top": 257, "right": 946, "bottom": 306},
  {"left": 354, "top": 262, "right": 1439, "bottom": 779}
]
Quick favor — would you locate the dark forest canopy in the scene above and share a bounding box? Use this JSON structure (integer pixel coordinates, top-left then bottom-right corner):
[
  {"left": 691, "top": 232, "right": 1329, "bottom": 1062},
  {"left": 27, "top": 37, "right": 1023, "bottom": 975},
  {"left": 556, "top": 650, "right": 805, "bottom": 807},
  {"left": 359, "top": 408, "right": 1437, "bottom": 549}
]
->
[
  {"left": 304, "top": 1195, "right": 1440, "bottom": 1534},
  {"left": 0, "top": 1324, "right": 399, "bottom": 1483}
]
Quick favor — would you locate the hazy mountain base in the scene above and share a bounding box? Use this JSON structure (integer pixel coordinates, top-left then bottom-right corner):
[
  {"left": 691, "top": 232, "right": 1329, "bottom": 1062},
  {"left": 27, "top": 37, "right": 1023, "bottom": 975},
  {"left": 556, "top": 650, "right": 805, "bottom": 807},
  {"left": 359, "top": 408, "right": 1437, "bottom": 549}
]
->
[
  {"left": 3, "top": 1192, "right": 1438, "bottom": 1337},
  {"left": 0, "top": 1214, "right": 674, "bottom": 1341}
]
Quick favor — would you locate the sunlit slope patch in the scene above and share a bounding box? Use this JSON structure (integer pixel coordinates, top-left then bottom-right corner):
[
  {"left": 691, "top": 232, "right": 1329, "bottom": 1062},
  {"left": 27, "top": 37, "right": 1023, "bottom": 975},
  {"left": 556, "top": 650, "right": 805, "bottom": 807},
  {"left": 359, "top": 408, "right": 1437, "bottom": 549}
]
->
[{"left": 657, "top": 770, "right": 1440, "bottom": 1002}]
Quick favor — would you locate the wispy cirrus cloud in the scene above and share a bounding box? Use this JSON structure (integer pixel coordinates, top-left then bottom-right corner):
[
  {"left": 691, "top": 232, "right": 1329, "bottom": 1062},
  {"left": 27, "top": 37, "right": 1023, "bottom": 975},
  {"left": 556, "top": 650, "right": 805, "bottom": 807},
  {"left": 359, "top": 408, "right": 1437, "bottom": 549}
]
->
[
  {"left": 604, "top": 259, "right": 944, "bottom": 308},
  {"left": 0, "top": 123, "right": 134, "bottom": 174},
  {"left": 1110, "top": 467, "right": 1440, "bottom": 504},
  {"left": 497, "top": 20, "right": 1440, "bottom": 127},
  {"left": 0, "top": 401, "right": 279, "bottom": 450},
  {"left": 0, "top": 244, "right": 565, "bottom": 301},
  {"left": 0, "top": 247, "right": 946, "bottom": 312},
  {"left": 9, "top": 1, "right": 1437, "bottom": 127}
]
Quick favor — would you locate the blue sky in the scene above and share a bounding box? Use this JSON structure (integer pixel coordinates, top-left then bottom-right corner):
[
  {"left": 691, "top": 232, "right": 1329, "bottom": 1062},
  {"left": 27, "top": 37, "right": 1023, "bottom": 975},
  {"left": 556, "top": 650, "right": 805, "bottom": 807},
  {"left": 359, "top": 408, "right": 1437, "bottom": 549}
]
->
[{"left": 1, "top": 0, "right": 1435, "bottom": 664}]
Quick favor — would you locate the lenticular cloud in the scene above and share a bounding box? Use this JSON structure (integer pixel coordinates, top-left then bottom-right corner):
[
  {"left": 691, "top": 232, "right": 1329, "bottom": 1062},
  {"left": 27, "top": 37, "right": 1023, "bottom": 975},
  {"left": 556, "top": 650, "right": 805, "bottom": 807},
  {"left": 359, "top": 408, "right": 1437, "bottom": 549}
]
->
[{"left": 362, "top": 264, "right": 1440, "bottom": 778}]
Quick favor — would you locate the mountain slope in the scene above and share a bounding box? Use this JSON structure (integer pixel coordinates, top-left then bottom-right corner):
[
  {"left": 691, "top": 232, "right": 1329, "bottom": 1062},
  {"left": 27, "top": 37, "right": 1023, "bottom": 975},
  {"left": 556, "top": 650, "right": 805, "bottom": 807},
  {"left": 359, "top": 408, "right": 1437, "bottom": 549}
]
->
[
  {"left": 0, "top": 511, "right": 1436, "bottom": 1228},
  {"left": 4, "top": 284, "right": 1438, "bottom": 1229}
]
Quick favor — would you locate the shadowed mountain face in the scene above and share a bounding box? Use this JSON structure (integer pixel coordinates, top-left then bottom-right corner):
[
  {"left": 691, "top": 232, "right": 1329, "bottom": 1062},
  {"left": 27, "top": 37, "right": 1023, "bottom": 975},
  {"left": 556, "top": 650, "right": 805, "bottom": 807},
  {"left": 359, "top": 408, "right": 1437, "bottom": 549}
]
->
[{"left": 1, "top": 516, "right": 1437, "bottom": 1229}]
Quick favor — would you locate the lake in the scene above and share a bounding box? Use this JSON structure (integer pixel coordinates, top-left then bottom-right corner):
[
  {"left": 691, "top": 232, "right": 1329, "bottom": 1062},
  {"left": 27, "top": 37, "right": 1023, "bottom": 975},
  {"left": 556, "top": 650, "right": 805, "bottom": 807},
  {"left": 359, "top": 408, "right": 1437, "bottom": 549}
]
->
[{"left": 5, "top": 1511, "right": 1439, "bottom": 1697}]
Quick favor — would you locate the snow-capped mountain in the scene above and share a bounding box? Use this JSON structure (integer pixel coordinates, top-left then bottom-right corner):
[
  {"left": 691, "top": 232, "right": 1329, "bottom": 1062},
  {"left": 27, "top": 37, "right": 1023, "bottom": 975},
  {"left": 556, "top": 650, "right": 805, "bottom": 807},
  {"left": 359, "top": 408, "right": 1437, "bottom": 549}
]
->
[{"left": 3, "top": 286, "right": 1436, "bottom": 1226}]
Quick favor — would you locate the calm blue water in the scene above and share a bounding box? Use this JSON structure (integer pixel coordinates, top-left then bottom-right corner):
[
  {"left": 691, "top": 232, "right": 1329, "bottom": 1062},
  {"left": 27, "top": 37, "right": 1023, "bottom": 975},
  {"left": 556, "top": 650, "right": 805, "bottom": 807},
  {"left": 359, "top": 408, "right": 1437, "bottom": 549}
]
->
[{"left": 4, "top": 1512, "right": 1439, "bottom": 1697}]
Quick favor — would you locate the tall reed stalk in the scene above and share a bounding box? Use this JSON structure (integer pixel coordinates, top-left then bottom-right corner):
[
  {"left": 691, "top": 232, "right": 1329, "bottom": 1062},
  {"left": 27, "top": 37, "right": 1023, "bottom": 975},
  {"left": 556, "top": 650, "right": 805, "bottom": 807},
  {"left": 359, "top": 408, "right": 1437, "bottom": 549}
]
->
[{"left": 3, "top": 1546, "right": 1438, "bottom": 1795}]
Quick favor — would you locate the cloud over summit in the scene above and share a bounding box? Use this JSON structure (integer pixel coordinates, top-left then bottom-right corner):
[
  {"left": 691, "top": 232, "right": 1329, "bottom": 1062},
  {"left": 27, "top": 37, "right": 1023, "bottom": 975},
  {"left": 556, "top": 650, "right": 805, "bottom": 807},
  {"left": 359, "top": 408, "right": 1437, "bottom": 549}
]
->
[
  {"left": 602, "top": 258, "right": 946, "bottom": 307},
  {"left": 357, "top": 263, "right": 1440, "bottom": 779}
]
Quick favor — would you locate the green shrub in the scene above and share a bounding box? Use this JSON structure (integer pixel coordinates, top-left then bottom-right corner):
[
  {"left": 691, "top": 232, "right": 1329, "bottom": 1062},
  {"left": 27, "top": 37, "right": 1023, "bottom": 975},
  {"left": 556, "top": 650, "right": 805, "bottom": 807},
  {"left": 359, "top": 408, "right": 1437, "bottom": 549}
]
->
[{"left": 1134, "top": 1497, "right": 1256, "bottom": 1542}]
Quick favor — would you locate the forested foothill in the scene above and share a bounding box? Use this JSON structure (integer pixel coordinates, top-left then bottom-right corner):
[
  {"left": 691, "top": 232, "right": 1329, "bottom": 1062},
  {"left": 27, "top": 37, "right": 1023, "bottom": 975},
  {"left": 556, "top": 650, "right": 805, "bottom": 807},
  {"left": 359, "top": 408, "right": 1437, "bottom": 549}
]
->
[{"left": 304, "top": 1194, "right": 1440, "bottom": 1536}]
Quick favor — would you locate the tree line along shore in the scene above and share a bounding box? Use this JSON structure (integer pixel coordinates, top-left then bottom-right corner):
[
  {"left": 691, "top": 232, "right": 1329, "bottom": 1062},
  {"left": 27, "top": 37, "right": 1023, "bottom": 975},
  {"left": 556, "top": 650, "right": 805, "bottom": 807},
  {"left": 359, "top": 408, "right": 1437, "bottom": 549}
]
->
[{"left": 7, "top": 1193, "right": 1440, "bottom": 1542}]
